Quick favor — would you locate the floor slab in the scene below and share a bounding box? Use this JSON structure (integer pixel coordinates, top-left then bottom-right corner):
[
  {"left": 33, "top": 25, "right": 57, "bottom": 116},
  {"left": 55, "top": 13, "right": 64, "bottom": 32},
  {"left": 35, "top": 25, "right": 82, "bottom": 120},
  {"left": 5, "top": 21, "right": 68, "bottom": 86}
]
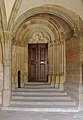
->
[{"left": 0, "top": 110, "right": 83, "bottom": 120}]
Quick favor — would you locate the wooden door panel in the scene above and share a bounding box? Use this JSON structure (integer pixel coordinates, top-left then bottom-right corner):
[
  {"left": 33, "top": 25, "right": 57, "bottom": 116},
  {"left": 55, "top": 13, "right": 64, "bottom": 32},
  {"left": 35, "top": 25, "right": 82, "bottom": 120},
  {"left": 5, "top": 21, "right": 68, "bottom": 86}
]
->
[
  {"left": 28, "top": 44, "right": 37, "bottom": 82},
  {"left": 40, "top": 64, "right": 45, "bottom": 79},
  {"left": 30, "top": 45, "right": 37, "bottom": 61},
  {"left": 38, "top": 44, "right": 48, "bottom": 82},
  {"left": 40, "top": 47, "right": 45, "bottom": 61},
  {"left": 28, "top": 44, "right": 48, "bottom": 82},
  {"left": 30, "top": 64, "right": 37, "bottom": 79}
]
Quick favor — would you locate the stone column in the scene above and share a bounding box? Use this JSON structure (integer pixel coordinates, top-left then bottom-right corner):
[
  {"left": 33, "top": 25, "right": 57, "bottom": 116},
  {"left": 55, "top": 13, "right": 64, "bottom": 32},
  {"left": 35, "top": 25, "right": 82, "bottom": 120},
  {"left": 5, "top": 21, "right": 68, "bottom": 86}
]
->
[
  {"left": 61, "top": 41, "right": 64, "bottom": 75},
  {"left": 56, "top": 41, "right": 61, "bottom": 89},
  {"left": 54, "top": 42, "right": 58, "bottom": 87},
  {"left": 0, "top": 64, "right": 3, "bottom": 104},
  {"left": 2, "top": 31, "right": 12, "bottom": 106},
  {"left": 24, "top": 46, "right": 28, "bottom": 85},
  {"left": 51, "top": 42, "right": 55, "bottom": 87},
  {"left": 12, "top": 46, "right": 16, "bottom": 90},
  {"left": 48, "top": 43, "right": 52, "bottom": 84},
  {"left": 58, "top": 40, "right": 64, "bottom": 90},
  {"left": 56, "top": 41, "right": 59, "bottom": 75}
]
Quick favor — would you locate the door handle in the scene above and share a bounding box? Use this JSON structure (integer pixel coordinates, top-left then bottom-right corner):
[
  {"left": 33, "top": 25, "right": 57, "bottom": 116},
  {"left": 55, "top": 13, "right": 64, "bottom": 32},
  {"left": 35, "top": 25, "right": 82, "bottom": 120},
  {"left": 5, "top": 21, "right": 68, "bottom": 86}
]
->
[{"left": 41, "top": 61, "right": 44, "bottom": 64}]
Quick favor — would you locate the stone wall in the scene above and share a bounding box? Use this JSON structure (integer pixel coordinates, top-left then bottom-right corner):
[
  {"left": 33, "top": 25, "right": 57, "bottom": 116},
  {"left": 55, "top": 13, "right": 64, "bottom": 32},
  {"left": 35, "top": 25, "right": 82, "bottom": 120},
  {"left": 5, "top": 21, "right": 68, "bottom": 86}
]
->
[
  {"left": 12, "top": 45, "right": 28, "bottom": 89},
  {"left": 65, "top": 36, "right": 80, "bottom": 105},
  {"left": 79, "top": 19, "right": 83, "bottom": 110}
]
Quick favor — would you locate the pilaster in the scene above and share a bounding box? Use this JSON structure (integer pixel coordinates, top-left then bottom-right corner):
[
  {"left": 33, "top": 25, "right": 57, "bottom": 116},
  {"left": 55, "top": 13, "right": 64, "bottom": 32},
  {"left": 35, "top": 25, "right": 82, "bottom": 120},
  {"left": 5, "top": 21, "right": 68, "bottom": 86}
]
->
[{"left": 2, "top": 31, "right": 13, "bottom": 106}]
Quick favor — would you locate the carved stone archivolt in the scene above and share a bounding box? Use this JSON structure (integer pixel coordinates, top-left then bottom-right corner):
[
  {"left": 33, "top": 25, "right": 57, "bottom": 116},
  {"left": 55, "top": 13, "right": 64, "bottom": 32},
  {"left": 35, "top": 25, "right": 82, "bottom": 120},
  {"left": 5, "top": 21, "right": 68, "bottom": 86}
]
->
[{"left": 13, "top": 13, "right": 71, "bottom": 46}]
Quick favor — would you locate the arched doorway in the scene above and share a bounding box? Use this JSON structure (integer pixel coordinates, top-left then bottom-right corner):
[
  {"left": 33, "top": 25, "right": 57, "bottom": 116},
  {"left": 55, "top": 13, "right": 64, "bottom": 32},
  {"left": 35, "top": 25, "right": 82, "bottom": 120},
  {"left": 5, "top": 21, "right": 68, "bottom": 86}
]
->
[
  {"left": 8, "top": 5, "right": 83, "bottom": 110},
  {"left": 12, "top": 12, "right": 68, "bottom": 89}
]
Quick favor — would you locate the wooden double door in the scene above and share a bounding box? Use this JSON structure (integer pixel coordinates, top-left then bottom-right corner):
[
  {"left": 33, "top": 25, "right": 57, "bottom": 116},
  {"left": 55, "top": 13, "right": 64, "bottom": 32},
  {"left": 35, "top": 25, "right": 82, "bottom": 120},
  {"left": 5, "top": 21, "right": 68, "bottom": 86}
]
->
[{"left": 28, "top": 44, "right": 48, "bottom": 82}]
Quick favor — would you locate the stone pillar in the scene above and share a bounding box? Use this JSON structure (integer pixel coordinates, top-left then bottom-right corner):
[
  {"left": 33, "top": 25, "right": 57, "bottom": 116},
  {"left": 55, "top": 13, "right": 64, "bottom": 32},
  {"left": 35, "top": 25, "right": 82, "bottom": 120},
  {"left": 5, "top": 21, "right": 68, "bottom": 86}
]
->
[
  {"left": 2, "top": 31, "right": 12, "bottom": 106},
  {"left": 62, "top": 42, "right": 64, "bottom": 74},
  {"left": 51, "top": 42, "right": 55, "bottom": 87},
  {"left": 48, "top": 43, "right": 53, "bottom": 85},
  {"left": 56, "top": 41, "right": 59, "bottom": 75},
  {"left": 2, "top": 61, "right": 11, "bottom": 106},
  {"left": 11, "top": 46, "right": 16, "bottom": 90},
  {"left": 0, "top": 64, "right": 3, "bottom": 104},
  {"left": 55, "top": 41, "right": 60, "bottom": 88},
  {"left": 24, "top": 46, "right": 28, "bottom": 85},
  {"left": 54, "top": 42, "right": 57, "bottom": 87}
]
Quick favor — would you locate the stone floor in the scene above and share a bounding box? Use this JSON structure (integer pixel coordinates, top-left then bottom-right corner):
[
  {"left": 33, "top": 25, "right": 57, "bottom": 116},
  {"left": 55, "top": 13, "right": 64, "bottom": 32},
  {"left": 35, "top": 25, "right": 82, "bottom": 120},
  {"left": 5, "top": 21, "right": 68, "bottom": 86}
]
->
[{"left": 0, "top": 110, "right": 83, "bottom": 120}]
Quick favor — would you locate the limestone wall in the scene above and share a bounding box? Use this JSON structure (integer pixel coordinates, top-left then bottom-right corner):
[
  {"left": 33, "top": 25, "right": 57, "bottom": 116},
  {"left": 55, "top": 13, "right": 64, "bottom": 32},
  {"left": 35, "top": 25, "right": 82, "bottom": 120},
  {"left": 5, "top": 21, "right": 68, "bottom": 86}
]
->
[
  {"left": 79, "top": 19, "right": 83, "bottom": 109},
  {"left": 12, "top": 45, "right": 28, "bottom": 88},
  {"left": 65, "top": 37, "right": 80, "bottom": 103}
]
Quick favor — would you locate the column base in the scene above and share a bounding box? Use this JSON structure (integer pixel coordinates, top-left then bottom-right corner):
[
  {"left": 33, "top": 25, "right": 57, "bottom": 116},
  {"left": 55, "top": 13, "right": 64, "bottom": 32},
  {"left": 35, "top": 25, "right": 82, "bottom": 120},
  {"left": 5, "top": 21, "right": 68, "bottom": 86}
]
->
[
  {"left": 51, "top": 83, "right": 55, "bottom": 88},
  {"left": 59, "top": 83, "right": 64, "bottom": 91},
  {"left": 55, "top": 83, "right": 59, "bottom": 88},
  {"left": 21, "top": 82, "right": 24, "bottom": 87},
  {"left": 54, "top": 83, "right": 64, "bottom": 90},
  {"left": 51, "top": 75, "right": 55, "bottom": 87},
  {"left": 48, "top": 75, "right": 51, "bottom": 84},
  {"left": 2, "top": 89, "right": 11, "bottom": 107},
  {"left": 12, "top": 83, "right": 16, "bottom": 90}
]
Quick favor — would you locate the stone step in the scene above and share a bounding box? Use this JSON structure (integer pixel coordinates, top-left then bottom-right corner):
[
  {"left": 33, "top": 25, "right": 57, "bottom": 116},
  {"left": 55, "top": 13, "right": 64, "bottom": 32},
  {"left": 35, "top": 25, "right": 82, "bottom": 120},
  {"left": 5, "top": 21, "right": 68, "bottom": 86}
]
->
[
  {"left": 25, "top": 85, "right": 51, "bottom": 89},
  {"left": 12, "top": 91, "right": 67, "bottom": 96},
  {"left": 9, "top": 104, "right": 77, "bottom": 108},
  {"left": 24, "top": 83, "right": 52, "bottom": 88},
  {"left": 1, "top": 106, "right": 78, "bottom": 112},
  {"left": 11, "top": 98, "right": 74, "bottom": 102},
  {"left": 7, "top": 82, "right": 77, "bottom": 112},
  {"left": 12, "top": 88, "right": 62, "bottom": 92},
  {"left": 11, "top": 95, "right": 71, "bottom": 100},
  {"left": 25, "top": 82, "right": 49, "bottom": 85},
  {"left": 12, "top": 94, "right": 68, "bottom": 97},
  {"left": 14, "top": 88, "right": 61, "bottom": 92},
  {"left": 11, "top": 100, "right": 76, "bottom": 106}
]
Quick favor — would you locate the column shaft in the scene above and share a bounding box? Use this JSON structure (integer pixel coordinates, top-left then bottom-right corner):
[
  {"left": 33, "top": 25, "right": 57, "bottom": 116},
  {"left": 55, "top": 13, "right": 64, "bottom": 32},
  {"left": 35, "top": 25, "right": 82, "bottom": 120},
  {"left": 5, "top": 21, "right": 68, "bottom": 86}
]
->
[{"left": 2, "top": 32, "right": 12, "bottom": 106}]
